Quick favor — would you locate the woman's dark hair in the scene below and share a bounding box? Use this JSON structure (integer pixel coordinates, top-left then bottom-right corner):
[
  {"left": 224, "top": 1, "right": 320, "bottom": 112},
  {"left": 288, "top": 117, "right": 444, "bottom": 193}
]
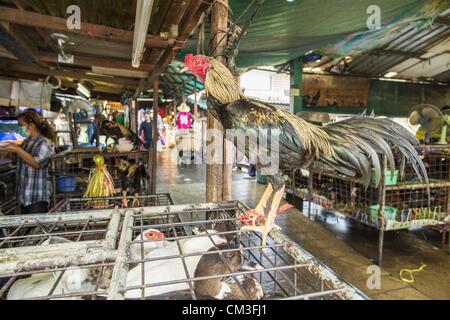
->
[{"left": 18, "top": 109, "right": 56, "bottom": 141}]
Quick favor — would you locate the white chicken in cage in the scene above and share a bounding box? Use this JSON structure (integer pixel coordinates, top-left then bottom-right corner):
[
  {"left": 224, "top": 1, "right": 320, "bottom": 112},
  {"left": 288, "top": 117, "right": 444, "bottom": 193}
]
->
[
  {"left": 129, "top": 229, "right": 167, "bottom": 261},
  {"left": 125, "top": 230, "right": 228, "bottom": 298},
  {"left": 125, "top": 228, "right": 265, "bottom": 300},
  {"left": 6, "top": 237, "right": 103, "bottom": 300}
]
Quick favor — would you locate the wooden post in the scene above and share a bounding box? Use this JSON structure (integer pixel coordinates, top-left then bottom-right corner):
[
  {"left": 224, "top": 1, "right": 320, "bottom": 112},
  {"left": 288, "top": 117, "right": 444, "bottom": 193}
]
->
[
  {"left": 377, "top": 155, "right": 387, "bottom": 266},
  {"left": 130, "top": 99, "right": 137, "bottom": 133},
  {"left": 194, "top": 78, "right": 198, "bottom": 118},
  {"left": 290, "top": 58, "right": 303, "bottom": 115},
  {"left": 150, "top": 80, "right": 159, "bottom": 195},
  {"left": 207, "top": 0, "right": 231, "bottom": 202}
]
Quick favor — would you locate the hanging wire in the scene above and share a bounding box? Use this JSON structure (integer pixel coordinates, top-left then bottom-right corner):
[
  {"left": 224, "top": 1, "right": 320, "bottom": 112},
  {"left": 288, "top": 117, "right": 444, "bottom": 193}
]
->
[
  {"left": 197, "top": 19, "right": 206, "bottom": 55},
  {"left": 225, "top": 0, "right": 265, "bottom": 60},
  {"left": 208, "top": 0, "right": 265, "bottom": 61}
]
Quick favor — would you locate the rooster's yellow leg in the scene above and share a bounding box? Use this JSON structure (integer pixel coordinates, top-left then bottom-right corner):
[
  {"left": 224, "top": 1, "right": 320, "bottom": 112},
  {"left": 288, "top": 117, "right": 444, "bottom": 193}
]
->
[
  {"left": 254, "top": 183, "right": 274, "bottom": 215},
  {"left": 262, "top": 185, "right": 285, "bottom": 246},
  {"left": 243, "top": 183, "right": 273, "bottom": 228},
  {"left": 121, "top": 190, "right": 128, "bottom": 208},
  {"left": 132, "top": 193, "right": 140, "bottom": 207}
]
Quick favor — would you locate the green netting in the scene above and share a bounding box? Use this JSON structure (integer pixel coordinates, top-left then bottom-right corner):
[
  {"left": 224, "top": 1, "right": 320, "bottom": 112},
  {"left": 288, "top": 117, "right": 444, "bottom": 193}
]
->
[{"left": 178, "top": 0, "right": 448, "bottom": 68}]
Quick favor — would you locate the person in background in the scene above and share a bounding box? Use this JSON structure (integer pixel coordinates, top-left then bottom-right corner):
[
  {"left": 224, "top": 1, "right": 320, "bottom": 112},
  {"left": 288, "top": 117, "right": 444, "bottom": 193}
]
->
[
  {"left": 0, "top": 109, "right": 55, "bottom": 214},
  {"left": 157, "top": 113, "right": 166, "bottom": 148},
  {"left": 248, "top": 164, "right": 257, "bottom": 177},
  {"left": 139, "top": 113, "right": 153, "bottom": 150}
]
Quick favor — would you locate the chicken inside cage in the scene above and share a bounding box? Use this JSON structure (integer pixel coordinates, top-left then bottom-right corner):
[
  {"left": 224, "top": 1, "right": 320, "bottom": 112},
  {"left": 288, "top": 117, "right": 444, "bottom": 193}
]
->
[
  {"left": 114, "top": 205, "right": 366, "bottom": 300},
  {"left": 0, "top": 203, "right": 367, "bottom": 300},
  {"left": 0, "top": 218, "right": 110, "bottom": 249},
  {"left": 55, "top": 194, "right": 174, "bottom": 212},
  {"left": 0, "top": 212, "right": 119, "bottom": 300}
]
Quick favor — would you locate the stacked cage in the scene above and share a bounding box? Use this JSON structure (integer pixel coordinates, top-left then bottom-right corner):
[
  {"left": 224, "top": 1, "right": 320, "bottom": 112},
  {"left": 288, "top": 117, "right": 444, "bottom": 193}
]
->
[
  {"left": 108, "top": 202, "right": 368, "bottom": 300},
  {"left": 54, "top": 194, "right": 173, "bottom": 212},
  {"left": 0, "top": 202, "right": 368, "bottom": 300},
  {"left": 49, "top": 150, "right": 150, "bottom": 205},
  {"left": 0, "top": 210, "right": 121, "bottom": 300},
  {"left": 288, "top": 148, "right": 450, "bottom": 231}
]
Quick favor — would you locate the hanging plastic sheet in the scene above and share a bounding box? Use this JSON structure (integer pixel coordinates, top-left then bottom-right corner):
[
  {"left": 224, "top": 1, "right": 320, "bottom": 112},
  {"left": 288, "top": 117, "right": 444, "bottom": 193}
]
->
[
  {"left": 9, "top": 80, "right": 52, "bottom": 109},
  {"left": 179, "top": 0, "right": 448, "bottom": 68},
  {"left": 0, "top": 79, "right": 13, "bottom": 106}
]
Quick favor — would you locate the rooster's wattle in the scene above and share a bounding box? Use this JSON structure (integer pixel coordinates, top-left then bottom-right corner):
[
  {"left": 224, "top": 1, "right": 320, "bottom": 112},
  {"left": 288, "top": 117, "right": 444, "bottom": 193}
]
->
[{"left": 183, "top": 54, "right": 428, "bottom": 245}]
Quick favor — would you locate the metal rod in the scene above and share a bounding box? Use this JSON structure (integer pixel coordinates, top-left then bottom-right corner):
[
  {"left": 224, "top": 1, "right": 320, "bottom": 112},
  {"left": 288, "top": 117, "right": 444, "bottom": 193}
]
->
[
  {"left": 128, "top": 243, "right": 286, "bottom": 264},
  {"left": 168, "top": 216, "right": 197, "bottom": 300},
  {"left": 0, "top": 222, "right": 25, "bottom": 248},
  {"left": 125, "top": 264, "right": 311, "bottom": 291},
  {"left": 108, "top": 210, "right": 135, "bottom": 300},
  {"left": 140, "top": 215, "right": 145, "bottom": 300},
  {"left": 377, "top": 155, "right": 387, "bottom": 267},
  {"left": 103, "top": 208, "right": 121, "bottom": 250},
  {"left": 280, "top": 288, "right": 348, "bottom": 300}
]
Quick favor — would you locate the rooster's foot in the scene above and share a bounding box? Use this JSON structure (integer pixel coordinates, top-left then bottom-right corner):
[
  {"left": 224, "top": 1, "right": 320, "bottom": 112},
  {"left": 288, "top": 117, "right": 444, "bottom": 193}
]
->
[{"left": 240, "top": 185, "right": 289, "bottom": 246}]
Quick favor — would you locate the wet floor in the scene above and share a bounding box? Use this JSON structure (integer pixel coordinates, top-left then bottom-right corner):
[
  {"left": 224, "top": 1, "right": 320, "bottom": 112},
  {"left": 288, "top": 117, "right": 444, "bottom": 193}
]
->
[{"left": 156, "top": 148, "right": 450, "bottom": 300}]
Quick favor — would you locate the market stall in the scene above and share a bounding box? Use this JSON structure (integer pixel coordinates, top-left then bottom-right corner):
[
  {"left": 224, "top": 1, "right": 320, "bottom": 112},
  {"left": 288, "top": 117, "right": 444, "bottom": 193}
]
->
[
  {"left": 0, "top": 202, "right": 368, "bottom": 300},
  {"left": 287, "top": 145, "right": 450, "bottom": 264}
]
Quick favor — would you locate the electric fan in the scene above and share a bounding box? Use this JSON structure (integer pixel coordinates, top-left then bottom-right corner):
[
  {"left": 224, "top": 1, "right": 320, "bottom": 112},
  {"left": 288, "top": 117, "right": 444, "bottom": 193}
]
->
[{"left": 408, "top": 104, "right": 443, "bottom": 144}]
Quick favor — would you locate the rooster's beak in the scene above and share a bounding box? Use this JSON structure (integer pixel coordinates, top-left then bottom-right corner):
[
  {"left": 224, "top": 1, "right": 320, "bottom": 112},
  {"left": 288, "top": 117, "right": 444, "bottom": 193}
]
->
[{"left": 180, "top": 67, "right": 189, "bottom": 73}]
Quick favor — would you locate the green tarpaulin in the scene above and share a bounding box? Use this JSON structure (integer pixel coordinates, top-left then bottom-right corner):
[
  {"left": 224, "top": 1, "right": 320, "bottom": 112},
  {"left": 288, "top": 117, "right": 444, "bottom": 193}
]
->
[{"left": 179, "top": 0, "right": 448, "bottom": 68}]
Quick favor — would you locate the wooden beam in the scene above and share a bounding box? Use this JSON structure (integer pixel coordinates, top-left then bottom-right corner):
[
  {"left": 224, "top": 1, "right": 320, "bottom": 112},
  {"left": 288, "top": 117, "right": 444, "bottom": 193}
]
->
[
  {"left": 178, "top": 0, "right": 210, "bottom": 44},
  {"left": 0, "top": 6, "right": 173, "bottom": 49},
  {"left": 0, "top": 59, "right": 140, "bottom": 87},
  {"left": 134, "top": 0, "right": 212, "bottom": 98},
  {"left": 145, "top": 0, "right": 190, "bottom": 65},
  {"left": 11, "top": 0, "right": 58, "bottom": 53},
  {"left": 38, "top": 52, "right": 154, "bottom": 72},
  {"left": 207, "top": 0, "right": 230, "bottom": 202},
  {"left": 57, "top": 81, "right": 124, "bottom": 95},
  {"left": 0, "top": 22, "right": 37, "bottom": 63}
]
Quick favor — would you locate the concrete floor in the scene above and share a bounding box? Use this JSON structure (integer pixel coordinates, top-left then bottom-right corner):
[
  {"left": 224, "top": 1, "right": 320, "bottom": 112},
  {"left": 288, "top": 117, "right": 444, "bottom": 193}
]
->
[{"left": 156, "top": 148, "right": 450, "bottom": 300}]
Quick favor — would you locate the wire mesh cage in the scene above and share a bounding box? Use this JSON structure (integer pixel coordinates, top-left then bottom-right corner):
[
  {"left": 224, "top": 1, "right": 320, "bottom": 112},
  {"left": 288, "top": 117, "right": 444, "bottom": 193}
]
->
[
  {"left": 108, "top": 202, "right": 368, "bottom": 300},
  {"left": 0, "top": 203, "right": 368, "bottom": 300},
  {"left": 0, "top": 166, "right": 17, "bottom": 215},
  {"left": 49, "top": 149, "right": 150, "bottom": 201},
  {"left": 0, "top": 210, "right": 121, "bottom": 300},
  {"left": 288, "top": 147, "right": 450, "bottom": 231},
  {"left": 53, "top": 194, "right": 174, "bottom": 212}
]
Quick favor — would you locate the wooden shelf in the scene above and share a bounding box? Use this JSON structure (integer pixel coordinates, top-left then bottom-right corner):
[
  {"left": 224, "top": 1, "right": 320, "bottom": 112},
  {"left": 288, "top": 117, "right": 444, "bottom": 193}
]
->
[
  {"left": 301, "top": 170, "right": 450, "bottom": 190},
  {"left": 286, "top": 189, "right": 447, "bottom": 231},
  {"left": 385, "top": 181, "right": 450, "bottom": 190}
]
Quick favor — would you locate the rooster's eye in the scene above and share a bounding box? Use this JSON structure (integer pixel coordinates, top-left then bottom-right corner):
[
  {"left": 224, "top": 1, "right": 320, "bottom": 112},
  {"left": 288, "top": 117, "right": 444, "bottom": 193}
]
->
[{"left": 194, "top": 60, "right": 199, "bottom": 65}]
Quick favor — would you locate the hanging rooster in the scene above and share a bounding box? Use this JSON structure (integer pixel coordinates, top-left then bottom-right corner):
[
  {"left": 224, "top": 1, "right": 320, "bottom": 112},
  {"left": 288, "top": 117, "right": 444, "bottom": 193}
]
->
[
  {"left": 94, "top": 114, "right": 143, "bottom": 150},
  {"left": 117, "top": 159, "right": 149, "bottom": 208},
  {"left": 183, "top": 54, "right": 429, "bottom": 245}
]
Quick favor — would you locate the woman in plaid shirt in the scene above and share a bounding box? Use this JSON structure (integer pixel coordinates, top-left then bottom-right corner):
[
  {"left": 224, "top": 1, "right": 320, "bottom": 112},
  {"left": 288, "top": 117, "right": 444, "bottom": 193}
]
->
[{"left": 0, "top": 109, "right": 55, "bottom": 214}]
